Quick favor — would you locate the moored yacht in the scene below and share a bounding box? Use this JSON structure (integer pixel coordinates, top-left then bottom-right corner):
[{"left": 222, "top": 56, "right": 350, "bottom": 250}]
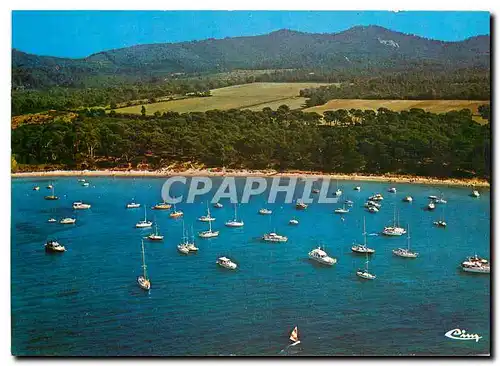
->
[
  {"left": 433, "top": 220, "right": 447, "bottom": 228},
  {"left": 259, "top": 208, "right": 272, "bottom": 215},
  {"left": 44, "top": 186, "right": 58, "bottom": 200},
  {"left": 471, "top": 190, "right": 480, "bottom": 198},
  {"left": 364, "top": 201, "right": 381, "bottom": 208},
  {"left": 368, "top": 193, "right": 384, "bottom": 201},
  {"left": 152, "top": 201, "right": 171, "bottom": 210},
  {"left": 262, "top": 232, "right": 288, "bottom": 243},
  {"left": 367, "top": 206, "right": 379, "bottom": 213},
  {"left": 382, "top": 208, "right": 406, "bottom": 236},
  {"left": 127, "top": 202, "right": 141, "bottom": 209},
  {"left": 33, "top": 186, "right": 40, "bottom": 191},
  {"left": 308, "top": 247, "right": 337, "bottom": 266},
  {"left": 198, "top": 204, "right": 216, "bottom": 222},
  {"left": 47, "top": 218, "right": 57, "bottom": 223},
  {"left": 137, "top": 240, "right": 151, "bottom": 291},
  {"left": 213, "top": 202, "right": 223, "bottom": 208},
  {"left": 147, "top": 223, "right": 164, "bottom": 241},
  {"left": 427, "top": 201, "right": 436, "bottom": 210},
  {"left": 225, "top": 204, "right": 244, "bottom": 227},
  {"left": 354, "top": 186, "right": 361, "bottom": 191},
  {"left": 388, "top": 187, "right": 397, "bottom": 193},
  {"left": 60, "top": 217, "right": 76, "bottom": 224},
  {"left": 169, "top": 203, "right": 183, "bottom": 218},
  {"left": 45, "top": 240, "right": 66, "bottom": 253},
  {"left": 334, "top": 204, "right": 350, "bottom": 214},
  {"left": 73, "top": 201, "right": 91, "bottom": 209},
  {"left": 461, "top": 255, "right": 490, "bottom": 274},
  {"left": 356, "top": 254, "right": 376, "bottom": 280},
  {"left": 392, "top": 225, "right": 418, "bottom": 258},
  {"left": 216, "top": 256, "right": 237, "bottom": 270},
  {"left": 295, "top": 200, "right": 308, "bottom": 210},
  {"left": 136, "top": 206, "right": 153, "bottom": 228},
  {"left": 402, "top": 196, "right": 413, "bottom": 203},
  {"left": 289, "top": 218, "right": 299, "bottom": 225},
  {"left": 199, "top": 218, "right": 219, "bottom": 238},
  {"left": 352, "top": 218, "right": 375, "bottom": 254}
]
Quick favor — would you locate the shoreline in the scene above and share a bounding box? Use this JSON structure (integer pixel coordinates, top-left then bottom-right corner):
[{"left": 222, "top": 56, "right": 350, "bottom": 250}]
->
[{"left": 11, "top": 169, "right": 490, "bottom": 187}]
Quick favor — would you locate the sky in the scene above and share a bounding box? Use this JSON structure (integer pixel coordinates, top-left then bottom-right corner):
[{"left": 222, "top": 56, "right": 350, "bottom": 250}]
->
[{"left": 12, "top": 11, "right": 490, "bottom": 58}]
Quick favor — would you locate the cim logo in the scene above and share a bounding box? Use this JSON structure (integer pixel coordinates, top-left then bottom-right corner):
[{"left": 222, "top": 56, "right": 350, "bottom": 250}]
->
[{"left": 445, "top": 328, "right": 482, "bottom": 343}]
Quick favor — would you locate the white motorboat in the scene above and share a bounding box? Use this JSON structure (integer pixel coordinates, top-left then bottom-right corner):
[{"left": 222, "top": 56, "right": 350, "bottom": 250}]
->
[
  {"left": 344, "top": 199, "right": 354, "bottom": 206},
  {"left": 136, "top": 206, "right": 153, "bottom": 228},
  {"left": 33, "top": 186, "right": 40, "bottom": 191},
  {"left": 198, "top": 204, "right": 216, "bottom": 222},
  {"left": 45, "top": 240, "right": 66, "bottom": 253},
  {"left": 308, "top": 247, "right": 337, "bottom": 266},
  {"left": 334, "top": 204, "right": 350, "bottom": 214},
  {"left": 392, "top": 225, "right": 418, "bottom": 258},
  {"left": 137, "top": 239, "right": 151, "bottom": 291},
  {"left": 427, "top": 201, "right": 436, "bottom": 210},
  {"left": 77, "top": 178, "right": 86, "bottom": 183},
  {"left": 289, "top": 219, "right": 299, "bottom": 225},
  {"left": 47, "top": 218, "right": 57, "bottom": 223},
  {"left": 368, "top": 193, "right": 384, "bottom": 201},
  {"left": 60, "top": 217, "right": 76, "bottom": 224},
  {"left": 334, "top": 189, "right": 342, "bottom": 197},
  {"left": 259, "top": 208, "right": 272, "bottom": 215},
  {"left": 216, "top": 256, "right": 237, "bottom": 270},
  {"left": 312, "top": 188, "right": 320, "bottom": 194},
  {"left": 82, "top": 182, "right": 90, "bottom": 187},
  {"left": 367, "top": 206, "right": 379, "bottom": 213},
  {"left": 428, "top": 195, "right": 438, "bottom": 200},
  {"left": 433, "top": 195, "right": 447, "bottom": 204},
  {"left": 262, "top": 232, "right": 288, "bottom": 243},
  {"left": 364, "top": 201, "right": 381, "bottom": 208},
  {"left": 73, "top": 201, "right": 91, "bottom": 209},
  {"left": 147, "top": 223, "right": 164, "bottom": 241},
  {"left": 402, "top": 196, "right": 413, "bottom": 203},
  {"left": 471, "top": 190, "right": 480, "bottom": 198},
  {"left": 382, "top": 208, "right": 406, "bottom": 236},
  {"left": 127, "top": 202, "right": 141, "bottom": 209},
  {"left": 356, "top": 254, "right": 376, "bottom": 280},
  {"left": 352, "top": 218, "right": 375, "bottom": 254},
  {"left": 354, "top": 186, "right": 361, "bottom": 191},
  {"left": 388, "top": 187, "right": 397, "bottom": 193},
  {"left": 213, "top": 202, "right": 223, "bottom": 208},
  {"left": 177, "top": 244, "right": 190, "bottom": 254},
  {"left": 461, "top": 255, "right": 490, "bottom": 274},
  {"left": 225, "top": 204, "right": 244, "bottom": 227}
]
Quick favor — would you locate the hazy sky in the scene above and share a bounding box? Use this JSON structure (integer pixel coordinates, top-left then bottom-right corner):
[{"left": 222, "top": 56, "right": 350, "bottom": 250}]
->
[{"left": 12, "top": 11, "right": 490, "bottom": 58}]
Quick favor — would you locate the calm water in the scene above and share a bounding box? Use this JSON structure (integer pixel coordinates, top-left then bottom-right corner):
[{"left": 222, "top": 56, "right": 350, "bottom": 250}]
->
[{"left": 11, "top": 177, "right": 490, "bottom": 356}]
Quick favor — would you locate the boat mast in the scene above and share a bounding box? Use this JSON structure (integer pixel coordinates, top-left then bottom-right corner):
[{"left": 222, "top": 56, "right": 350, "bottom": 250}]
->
[
  {"left": 182, "top": 220, "right": 186, "bottom": 243},
  {"left": 407, "top": 224, "right": 411, "bottom": 251},
  {"left": 144, "top": 206, "right": 147, "bottom": 222},
  {"left": 363, "top": 217, "right": 367, "bottom": 247},
  {"left": 234, "top": 204, "right": 238, "bottom": 221},
  {"left": 208, "top": 217, "right": 212, "bottom": 232},
  {"left": 141, "top": 240, "right": 148, "bottom": 280}
]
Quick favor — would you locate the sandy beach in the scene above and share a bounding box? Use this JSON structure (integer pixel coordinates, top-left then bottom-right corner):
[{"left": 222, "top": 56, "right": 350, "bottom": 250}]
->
[{"left": 11, "top": 168, "right": 490, "bottom": 188}]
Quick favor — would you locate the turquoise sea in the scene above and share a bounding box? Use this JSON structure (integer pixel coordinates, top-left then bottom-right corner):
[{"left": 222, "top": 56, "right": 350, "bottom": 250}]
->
[{"left": 11, "top": 177, "right": 490, "bottom": 356}]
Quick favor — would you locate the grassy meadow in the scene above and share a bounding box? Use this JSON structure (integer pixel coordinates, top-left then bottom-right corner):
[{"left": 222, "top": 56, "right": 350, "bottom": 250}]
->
[
  {"left": 304, "top": 99, "right": 490, "bottom": 124},
  {"left": 114, "top": 82, "right": 329, "bottom": 114}
]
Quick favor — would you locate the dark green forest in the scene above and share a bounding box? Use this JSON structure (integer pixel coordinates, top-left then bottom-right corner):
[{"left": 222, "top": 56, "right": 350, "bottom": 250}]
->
[{"left": 12, "top": 107, "right": 490, "bottom": 179}]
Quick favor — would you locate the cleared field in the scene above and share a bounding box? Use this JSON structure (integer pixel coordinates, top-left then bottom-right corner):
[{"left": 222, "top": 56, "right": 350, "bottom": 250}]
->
[
  {"left": 115, "top": 82, "right": 329, "bottom": 114},
  {"left": 304, "top": 99, "right": 490, "bottom": 123}
]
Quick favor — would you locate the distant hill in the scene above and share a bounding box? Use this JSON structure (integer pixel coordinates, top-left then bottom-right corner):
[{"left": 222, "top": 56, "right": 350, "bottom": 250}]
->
[{"left": 12, "top": 25, "right": 490, "bottom": 89}]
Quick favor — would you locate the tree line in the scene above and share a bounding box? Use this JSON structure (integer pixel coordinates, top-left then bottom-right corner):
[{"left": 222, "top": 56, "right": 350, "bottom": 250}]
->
[{"left": 12, "top": 107, "right": 490, "bottom": 179}]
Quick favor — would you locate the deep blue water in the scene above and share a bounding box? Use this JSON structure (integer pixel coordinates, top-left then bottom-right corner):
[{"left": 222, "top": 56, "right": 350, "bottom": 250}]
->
[{"left": 11, "top": 177, "right": 490, "bottom": 356}]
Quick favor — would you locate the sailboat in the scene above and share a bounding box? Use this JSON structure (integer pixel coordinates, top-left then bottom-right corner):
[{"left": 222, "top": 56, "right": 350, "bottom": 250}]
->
[
  {"left": 147, "top": 223, "right": 164, "bottom": 241},
  {"left": 356, "top": 253, "right": 376, "bottom": 280},
  {"left": 433, "top": 208, "right": 447, "bottom": 228},
  {"left": 289, "top": 326, "right": 301, "bottom": 346},
  {"left": 137, "top": 240, "right": 151, "bottom": 291},
  {"left": 352, "top": 218, "right": 375, "bottom": 254},
  {"left": 169, "top": 203, "right": 184, "bottom": 218},
  {"left": 44, "top": 185, "right": 59, "bottom": 200},
  {"left": 382, "top": 207, "right": 406, "bottom": 236},
  {"left": 225, "top": 204, "right": 244, "bottom": 227},
  {"left": 186, "top": 227, "right": 199, "bottom": 252},
  {"left": 136, "top": 206, "right": 153, "bottom": 228},
  {"left": 393, "top": 224, "right": 418, "bottom": 258},
  {"left": 198, "top": 203, "right": 216, "bottom": 222},
  {"left": 199, "top": 216, "right": 219, "bottom": 238},
  {"left": 334, "top": 203, "right": 350, "bottom": 214},
  {"left": 334, "top": 180, "right": 342, "bottom": 196}
]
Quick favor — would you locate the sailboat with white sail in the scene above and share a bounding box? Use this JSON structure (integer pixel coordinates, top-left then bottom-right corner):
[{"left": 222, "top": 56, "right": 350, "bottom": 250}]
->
[
  {"left": 137, "top": 240, "right": 151, "bottom": 291},
  {"left": 225, "top": 204, "right": 244, "bottom": 227}
]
